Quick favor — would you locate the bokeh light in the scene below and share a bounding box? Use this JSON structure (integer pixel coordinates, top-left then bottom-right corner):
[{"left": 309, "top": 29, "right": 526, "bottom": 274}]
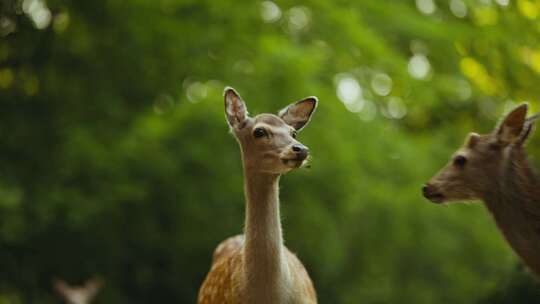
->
[
  {"left": 371, "top": 73, "right": 393, "bottom": 96},
  {"left": 408, "top": 54, "right": 431, "bottom": 79},
  {"left": 335, "top": 74, "right": 362, "bottom": 105},
  {"left": 22, "top": 0, "right": 51, "bottom": 29},
  {"left": 286, "top": 6, "right": 311, "bottom": 34},
  {"left": 261, "top": 1, "right": 282, "bottom": 23},
  {"left": 416, "top": 0, "right": 437, "bottom": 15},
  {"left": 387, "top": 97, "right": 407, "bottom": 119},
  {"left": 449, "top": 0, "right": 468, "bottom": 18}
]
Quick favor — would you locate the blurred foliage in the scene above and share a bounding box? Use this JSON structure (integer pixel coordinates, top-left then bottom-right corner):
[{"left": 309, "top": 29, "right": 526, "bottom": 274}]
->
[{"left": 1, "top": 0, "right": 540, "bottom": 303}]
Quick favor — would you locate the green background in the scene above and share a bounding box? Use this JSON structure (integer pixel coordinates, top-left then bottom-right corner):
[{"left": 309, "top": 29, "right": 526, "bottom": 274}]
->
[{"left": 1, "top": 0, "right": 540, "bottom": 303}]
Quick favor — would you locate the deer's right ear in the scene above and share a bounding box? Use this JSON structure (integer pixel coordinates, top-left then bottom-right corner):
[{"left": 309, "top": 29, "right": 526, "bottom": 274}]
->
[
  {"left": 495, "top": 104, "right": 528, "bottom": 146},
  {"left": 224, "top": 87, "right": 248, "bottom": 129},
  {"left": 516, "top": 113, "right": 540, "bottom": 146},
  {"left": 52, "top": 279, "right": 70, "bottom": 298},
  {"left": 84, "top": 277, "right": 103, "bottom": 298},
  {"left": 278, "top": 97, "right": 318, "bottom": 131},
  {"left": 466, "top": 133, "right": 480, "bottom": 148}
]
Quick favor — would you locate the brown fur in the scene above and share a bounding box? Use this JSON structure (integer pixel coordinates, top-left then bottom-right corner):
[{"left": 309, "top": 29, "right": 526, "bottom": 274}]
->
[
  {"left": 424, "top": 104, "right": 540, "bottom": 276},
  {"left": 199, "top": 234, "right": 317, "bottom": 304}
]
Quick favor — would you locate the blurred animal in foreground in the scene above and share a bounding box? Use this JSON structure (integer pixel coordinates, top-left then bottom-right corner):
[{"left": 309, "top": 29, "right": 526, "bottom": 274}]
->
[
  {"left": 53, "top": 277, "right": 102, "bottom": 304},
  {"left": 198, "top": 87, "right": 318, "bottom": 304},
  {"left": 424, "top": 104, "right": 540, "bottom": 276}
]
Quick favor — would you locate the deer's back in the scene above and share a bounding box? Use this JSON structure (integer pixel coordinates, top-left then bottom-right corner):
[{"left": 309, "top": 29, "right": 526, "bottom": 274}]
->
[
  {"left": 285, "top": 249, "right": 317, "bottom": 303},
  {"left": 198, "top": 236, "right": 243, "bottom": 304}
]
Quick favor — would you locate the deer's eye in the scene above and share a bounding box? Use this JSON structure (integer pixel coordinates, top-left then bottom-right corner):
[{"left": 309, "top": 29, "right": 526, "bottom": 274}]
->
[
  {"left": 453, "top": 155, "right": 467, "bottom": 167},
  {"left": 253, "top": 128, "right": 266, "bottom": 138},
  {"left": 291, "top": 131, "right": 297, "bottom": 139}
]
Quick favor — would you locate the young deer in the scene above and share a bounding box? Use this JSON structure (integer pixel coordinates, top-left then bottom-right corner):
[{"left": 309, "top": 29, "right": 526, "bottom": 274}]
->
[
  {"left": 53, "top": 277, "right": 102, "bottom": 304},
  {"left": 423, "top": 104, "right": 540, "bottom": 276},
  {"left": 197, "top": 88, "right": 318, "bottom": 304}
]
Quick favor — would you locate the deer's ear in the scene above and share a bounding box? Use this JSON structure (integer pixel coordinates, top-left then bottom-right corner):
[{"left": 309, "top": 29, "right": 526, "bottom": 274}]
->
[
  {"left": 224, "top": 87, "right": 248, "bottom": 129},
  {"left": 278, "top": 97, "right": 318, "bottom": 131},
  {"left": 516, "top": 113, "right": 540, "bottom": 146},
  {"left": 466, "top": 133, "right": 481, "bottom": 149},
  {"left": 495, "top": 104, "right": 528, "bottom": 145},
  {"left": 85, "top": 277, "right": 103, "bottom": 298},
  {"left": 52, "top": 279, "right": 70, "bottom": 299}
]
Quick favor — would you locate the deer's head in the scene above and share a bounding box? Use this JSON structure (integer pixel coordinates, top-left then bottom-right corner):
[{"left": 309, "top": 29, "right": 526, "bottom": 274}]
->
[
  {"left": 53, "top": 277, "right": 103, "bottom": 304},
  {"left": 224, "top": 87, "right": 317, "bottom": 175},
  {"left": 423, "top": 104, "right": 539, "bottom": 204}
]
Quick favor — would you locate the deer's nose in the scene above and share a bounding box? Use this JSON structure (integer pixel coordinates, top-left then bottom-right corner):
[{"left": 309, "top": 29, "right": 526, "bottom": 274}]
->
[
  {"left": 292, "top": 144, "right": 309, "bottom": 160},
  {"left": 422, "top": 183, "right": 446, "bottom": 203},
  {"left": 422, "top": 184, "right": 440, "bottom": 198},
  {"left": 422, "top": 184, "right": 432, "bottom": 197}
]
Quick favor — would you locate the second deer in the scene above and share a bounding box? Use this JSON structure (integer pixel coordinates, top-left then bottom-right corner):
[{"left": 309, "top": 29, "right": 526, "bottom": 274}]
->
[
  {"left": 423, "top": 104, "right": 540, "bottom": 276},
  {"left": 53, "top": 277, "right": 102, "bottom": 304},
  {"left": 198, "top": 87, "right": 318, "bottom": 304}
]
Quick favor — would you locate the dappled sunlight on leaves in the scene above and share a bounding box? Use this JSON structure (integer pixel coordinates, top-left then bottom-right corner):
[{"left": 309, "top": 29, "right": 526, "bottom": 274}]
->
[{"left": 460, "top": 57, "right": 498, "bottom": 96}]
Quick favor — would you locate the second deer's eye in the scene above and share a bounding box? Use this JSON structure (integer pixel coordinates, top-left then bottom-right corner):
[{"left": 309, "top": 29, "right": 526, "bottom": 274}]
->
[
  {"left": 253, "top": 128, "right": 266, "bottom": 138},
  {"left": 453, "top": 155, "right": 467, "bottom": 167},
  {"left": 291, "top": 131, "right": 297, "bottom": 139}
]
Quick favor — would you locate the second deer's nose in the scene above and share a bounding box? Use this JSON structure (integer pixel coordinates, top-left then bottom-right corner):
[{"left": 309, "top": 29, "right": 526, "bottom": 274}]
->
[
  {"left": 292, "top": 144, "right": 309, "bottom": 160},
  {"left": 422, "top": 185, "right": 430, "bottom": 196},
  {"left": 422, "top": 184, "right": 436, "bottom": 198}
]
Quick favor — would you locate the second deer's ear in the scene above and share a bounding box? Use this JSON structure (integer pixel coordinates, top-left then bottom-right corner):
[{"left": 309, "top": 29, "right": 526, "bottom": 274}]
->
[
  {"left": 495, "top": 104, "right": 528, "bottom": 145},
  {"left": 224, "top": 87, "right": 248, "bottom": 129},
  {"left": 516, "top": 113, "right": 540, "bottom": 146},
  {"left": 278, "top": 97, "right": 318, "bottom": 131},
  {"left": 466, "top": 133, "right": 480, "bottom": 148}
]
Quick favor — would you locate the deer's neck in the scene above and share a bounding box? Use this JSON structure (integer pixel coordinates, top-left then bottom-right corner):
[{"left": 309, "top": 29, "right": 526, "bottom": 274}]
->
[
  {"left": 242, "top": 168, "right": 290, "bottom": 303},
  {"left": 484, "top": 149, "right": 540, "bottom": 273}
]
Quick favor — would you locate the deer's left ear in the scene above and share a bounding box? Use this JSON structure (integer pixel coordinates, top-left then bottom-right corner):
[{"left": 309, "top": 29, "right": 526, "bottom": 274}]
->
[
  {"left": 516, "top": 113, "right": 540, "bottom": 146},
  {"left": 278, "top": 97, "right": 318, "bottom": 131},
  {"left": 495, "top": 104, "right": 528, "bottom": 145}
]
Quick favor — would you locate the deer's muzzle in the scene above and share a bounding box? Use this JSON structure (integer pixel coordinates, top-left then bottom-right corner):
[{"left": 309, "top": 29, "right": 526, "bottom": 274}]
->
[
  {"left": 422, "top": 184, "right": 446, "bottom": 203},
  {"left": 291, "top": 144, "right": 309, "bottom": 161}
]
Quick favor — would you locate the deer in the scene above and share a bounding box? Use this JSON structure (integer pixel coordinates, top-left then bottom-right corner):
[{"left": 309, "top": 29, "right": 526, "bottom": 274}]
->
[
  {"left": 53, "top": 277, "right": 102, "bottom": 304},
  {"left": 423, "top": 103, "right": 540, "bottom": 276},
  {"left": 197, "top": 87, "right": 318, "bottom": 304}
]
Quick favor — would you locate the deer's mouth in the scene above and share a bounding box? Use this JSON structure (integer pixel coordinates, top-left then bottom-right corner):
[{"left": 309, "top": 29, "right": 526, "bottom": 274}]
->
[
  {"left": 424, "top": 192, "right": 446, "bottom": 203},
  {"left": 422, "top": 185, "right": 446, "bottom": 203},
  {"left": 282, "top": 157, "right": 308, "bottom": 168}
]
